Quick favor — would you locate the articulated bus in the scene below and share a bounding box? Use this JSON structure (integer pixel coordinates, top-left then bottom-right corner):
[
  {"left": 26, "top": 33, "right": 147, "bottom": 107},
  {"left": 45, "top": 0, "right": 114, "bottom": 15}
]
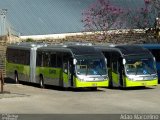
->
[
  {"left": 95, "top": 44, "right": 158, "bottom": 88},
  {"left": 139, "top": 44, "right": 160, "bottom": 83},
  {"left": 6, "top": 42, "right": 108, "bottom": 89}
]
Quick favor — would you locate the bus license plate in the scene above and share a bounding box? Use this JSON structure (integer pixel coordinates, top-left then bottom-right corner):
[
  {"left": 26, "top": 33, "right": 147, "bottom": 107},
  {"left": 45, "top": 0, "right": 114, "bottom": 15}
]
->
[{"left": 92, "top": 83, "right": 97, "bottom": 87}]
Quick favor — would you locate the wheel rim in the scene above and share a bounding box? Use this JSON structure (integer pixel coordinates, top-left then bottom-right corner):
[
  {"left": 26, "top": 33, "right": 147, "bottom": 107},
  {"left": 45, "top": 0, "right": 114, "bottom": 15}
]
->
[
  {"left": 40, "top": 79, "right": 43, "bottom": 87},
  {"left": 15, "top": 75, "right": 18, "bottom": 83},
  {"left": 40, "top": 77, "right": 44, "bottom": 88}
]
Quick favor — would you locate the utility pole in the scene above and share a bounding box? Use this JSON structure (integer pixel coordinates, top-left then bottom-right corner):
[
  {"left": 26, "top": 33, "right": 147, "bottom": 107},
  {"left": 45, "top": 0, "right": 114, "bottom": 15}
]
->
[
  {"left": 0, "top": 9, "right": 7, "bottom": 93},
  {"left": 0, "top": 9, "right": 7, "bottom": 36}
]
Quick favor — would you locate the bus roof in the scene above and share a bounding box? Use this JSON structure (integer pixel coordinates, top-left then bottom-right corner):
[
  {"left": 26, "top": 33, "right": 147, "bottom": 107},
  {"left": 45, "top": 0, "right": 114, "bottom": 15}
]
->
[
  {"left": 7, "top": 42, "right": 47, "bottom": 50},
  {"left": 7, "top": 42, "right": 100, "bottom": 56},
  {"left": 95, "top": 44, "right": 152, "bottom": 57},
  {"left": 139, "top": 44, "right": 160, "bottom": 49},
  {"left": 39, "top": 44, "right": 100, "bottom": 56}
]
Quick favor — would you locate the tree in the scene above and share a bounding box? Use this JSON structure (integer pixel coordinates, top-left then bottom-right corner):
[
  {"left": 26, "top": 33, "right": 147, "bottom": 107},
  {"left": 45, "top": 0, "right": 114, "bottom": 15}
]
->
[
  {"left": 82, "top": 0, "right": 159, "bottom": 42},
  {"left": 128, "top": 0, "right": 156, "bottom": 29},
  {"left": 151, "top": 0, "right": 160, "bottom": 17},
  {"left": 81, "top": 0, "right": 128, "bottom": 41}
]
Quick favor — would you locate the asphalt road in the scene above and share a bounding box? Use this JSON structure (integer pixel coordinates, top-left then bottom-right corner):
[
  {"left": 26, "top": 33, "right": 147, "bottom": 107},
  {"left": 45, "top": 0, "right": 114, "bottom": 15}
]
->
[{"left": 0, "top": 82, "right": 160, "bottom": 120}]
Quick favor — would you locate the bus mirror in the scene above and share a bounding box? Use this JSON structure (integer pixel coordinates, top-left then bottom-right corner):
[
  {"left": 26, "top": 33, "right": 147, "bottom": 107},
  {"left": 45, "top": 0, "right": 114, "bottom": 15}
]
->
[
  {"left": 73, "top": 59, "right": 77, "bottom": 65},
  {"left": 105, "top": 58, "right": 107, "bottom": 63},
  {"left": 123, "top": 59, "right": 126, "bottom": 65},
  {"left": 153, "top": 57, "right": 156, "bottom": 61}
]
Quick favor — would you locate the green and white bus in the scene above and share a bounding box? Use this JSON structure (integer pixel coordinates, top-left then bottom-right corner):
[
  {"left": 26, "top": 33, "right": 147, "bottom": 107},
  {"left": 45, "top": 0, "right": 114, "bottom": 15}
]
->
[
  {"left": 6, "top": 42, "right": 108, "bottom": 89},
  {"left": 95, "top": 44, "right": 158, "bottom": 88}
]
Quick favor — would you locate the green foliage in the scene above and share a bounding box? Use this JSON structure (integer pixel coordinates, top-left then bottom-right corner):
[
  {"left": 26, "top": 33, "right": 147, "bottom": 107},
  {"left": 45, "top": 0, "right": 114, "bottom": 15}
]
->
[{"left": 26, "top": 38, "right": 34, "bottom": 42}]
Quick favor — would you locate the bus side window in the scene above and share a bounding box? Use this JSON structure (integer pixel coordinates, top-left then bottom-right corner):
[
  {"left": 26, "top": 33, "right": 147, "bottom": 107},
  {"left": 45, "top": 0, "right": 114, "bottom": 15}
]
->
[
  {"left": 50, "top": 53, "right": 56, "bottom": 67},
  {"left": 25, "top": 50, "right": 30, "bottom": 65},
  {"left": 112, "top": 61, "right": 118, "bottom": 73},
  {"left": 7, "top": 49, "right": 30, "bottom": 65},
  {"left": 57, "top": 53, "right": 62, "bottom": 67},
  {"left": 18, "top": 50, "right": 30, "bottom": 65},
  {"left": 111, "top": 52, "right": 120, "bottom": 73},
  {"left": 36, "top": 52, "right": 42, "bottom": 67},
  {"left": 43, "top": 52, "right": 50, "bottom": 67},
  {"left": 63, "top": 63, "right": 68, "bottom": 73},
  {"left": 8, "top": 49, "right": 18, "bottom": 63},
  {"left": 7, "top": 48, "right": 13, "bottom": 63},
  {"left": 103, "top": 52, "right": 111, "bottom": 68}
]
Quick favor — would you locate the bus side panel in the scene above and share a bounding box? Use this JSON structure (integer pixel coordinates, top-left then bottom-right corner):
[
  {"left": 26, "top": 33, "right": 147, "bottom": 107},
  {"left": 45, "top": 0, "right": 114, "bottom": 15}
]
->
[
  {"left": 36, "top": 67, "right": 63, "bottom": 86},
  {"left": 6, "top": 62, "right": 30, "bottom": 81}
]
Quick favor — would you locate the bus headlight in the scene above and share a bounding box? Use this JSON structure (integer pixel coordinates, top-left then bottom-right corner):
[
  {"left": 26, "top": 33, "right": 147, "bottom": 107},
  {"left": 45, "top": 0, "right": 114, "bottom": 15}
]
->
[{"left": 77, "top": 76, "right": 86, "bottom": 81}]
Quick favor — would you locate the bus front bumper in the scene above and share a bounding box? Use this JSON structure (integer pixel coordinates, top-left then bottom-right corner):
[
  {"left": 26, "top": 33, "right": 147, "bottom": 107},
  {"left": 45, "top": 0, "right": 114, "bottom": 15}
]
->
[
  {"left": 125, "top": 78, "right": 158, "bottom": 87},
  {"left": 74, "top": 78, "right": 109, "bottom": 88}
]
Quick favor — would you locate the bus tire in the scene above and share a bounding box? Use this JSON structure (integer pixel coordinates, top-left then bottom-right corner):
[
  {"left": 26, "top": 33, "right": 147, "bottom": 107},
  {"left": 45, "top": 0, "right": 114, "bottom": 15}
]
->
[
  {"left": 15, "top": 72, "right": 19, "bottom": 84},
  {"left": 39, "top": 75, "right": 44, "bottom": 88}
]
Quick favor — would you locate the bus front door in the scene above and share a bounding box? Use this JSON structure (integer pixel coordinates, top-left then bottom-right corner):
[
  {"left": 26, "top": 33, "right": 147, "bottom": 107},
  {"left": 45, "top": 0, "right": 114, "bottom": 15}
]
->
[
  {"left": 62, "top": 61, "right": 71, "bottom": 87},
  {"left": 111, "top": 61, "right": 120, "bottom": 87}
]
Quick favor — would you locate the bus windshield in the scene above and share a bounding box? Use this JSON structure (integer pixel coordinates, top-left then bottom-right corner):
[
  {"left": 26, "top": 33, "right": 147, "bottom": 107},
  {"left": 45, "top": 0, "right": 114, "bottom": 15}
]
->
[
  {"left": 76, "top": 56, "right": 107, "bottom": 76},
  {"left": 125, "top": 57, "right": 156, "bottom": 75}
]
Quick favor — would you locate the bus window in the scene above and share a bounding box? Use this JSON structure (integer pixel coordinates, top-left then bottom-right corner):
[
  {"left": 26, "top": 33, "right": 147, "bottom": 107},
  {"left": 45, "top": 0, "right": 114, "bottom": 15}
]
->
[
  {"left": 62, "top": 52, "right": 72, "bottom": 73},
  {"left": 43, "top": 52, "right": 50, "bottom": 67},
  {"left": 36, "top": 52, "right": 42, "bottom": 66},
  {"left": 103, "top": 52, "right": 111, "bottom": 67},
  {"left": 111, "top": 52, "right": 120, "bottom": 73},
  {"left": 19, "top": 50, "right": 30, "bottom": 65},
  {"left": 7, "top": 48, "right": 30, "bottom": 65},
  {"left": 150, "top": 49, "right": 160, "bottom": 62},
  {"left": 37, "top": 52, "right": 63, "bottom": 68},
  {"left": 7, "top": 48, "right": 16, "bottom": 63},
  {"left": 76, "top": 56, "right": 107, "bottom": 75},
  {"left": 125, "top": 58, "right": 156, "bottom": 75},
  {"left": 57, "top": 53, "right": 62, "bottom": 67},
  {"left": 50, "top": 53, "right": 56, "bottom": 67},
  {"left": 63, "top": 53, "right": 71, "bottom": 63},
  {"left": 112, "top": 61, "right": 118, "bottom": 73},
  {"left": 63, "top": 63, "right": 68, "bottom": 73}
]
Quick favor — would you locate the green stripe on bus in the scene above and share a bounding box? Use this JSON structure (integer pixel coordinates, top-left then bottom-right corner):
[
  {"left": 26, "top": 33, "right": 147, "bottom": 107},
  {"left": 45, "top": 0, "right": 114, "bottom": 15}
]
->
[
  {"left": 6, "top": 62, "right": 30, "bottom": 76},
  {"left": 36, "top": 67, "right": 62, "bottom": 79}
]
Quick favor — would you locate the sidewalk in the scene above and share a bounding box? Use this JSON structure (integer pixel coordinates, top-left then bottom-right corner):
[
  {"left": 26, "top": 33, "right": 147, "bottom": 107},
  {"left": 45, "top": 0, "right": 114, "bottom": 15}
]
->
[{"left": 0, "top": 83, "right": 29, "bottom": 99}]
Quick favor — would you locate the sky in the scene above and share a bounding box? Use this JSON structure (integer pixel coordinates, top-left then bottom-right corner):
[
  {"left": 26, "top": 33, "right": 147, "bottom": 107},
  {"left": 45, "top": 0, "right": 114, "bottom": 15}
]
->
[{"left": 0, "top": 0, "right": 146, "bottom": 35}]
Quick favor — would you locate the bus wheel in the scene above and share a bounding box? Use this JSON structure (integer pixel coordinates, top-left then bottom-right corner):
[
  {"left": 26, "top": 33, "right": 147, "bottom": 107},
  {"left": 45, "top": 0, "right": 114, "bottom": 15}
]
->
[
  {"left": 15, "top": 73, "right": 19, "bottom": 84},
  {"left": 39, "top": 75, "right": 44, "bottom": 88}
]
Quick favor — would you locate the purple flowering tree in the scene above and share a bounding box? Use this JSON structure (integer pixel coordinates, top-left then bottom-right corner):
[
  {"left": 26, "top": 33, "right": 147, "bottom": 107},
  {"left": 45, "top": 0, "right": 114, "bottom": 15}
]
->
[
  {"left": 82, "top": 0, "right": 159, "bottom": 42},
  {"left": 151, "top": 0, "right": 160, "bottom": 17},
  {"left": 81, "top": 0, "right": 127, "bottom": 41}
]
